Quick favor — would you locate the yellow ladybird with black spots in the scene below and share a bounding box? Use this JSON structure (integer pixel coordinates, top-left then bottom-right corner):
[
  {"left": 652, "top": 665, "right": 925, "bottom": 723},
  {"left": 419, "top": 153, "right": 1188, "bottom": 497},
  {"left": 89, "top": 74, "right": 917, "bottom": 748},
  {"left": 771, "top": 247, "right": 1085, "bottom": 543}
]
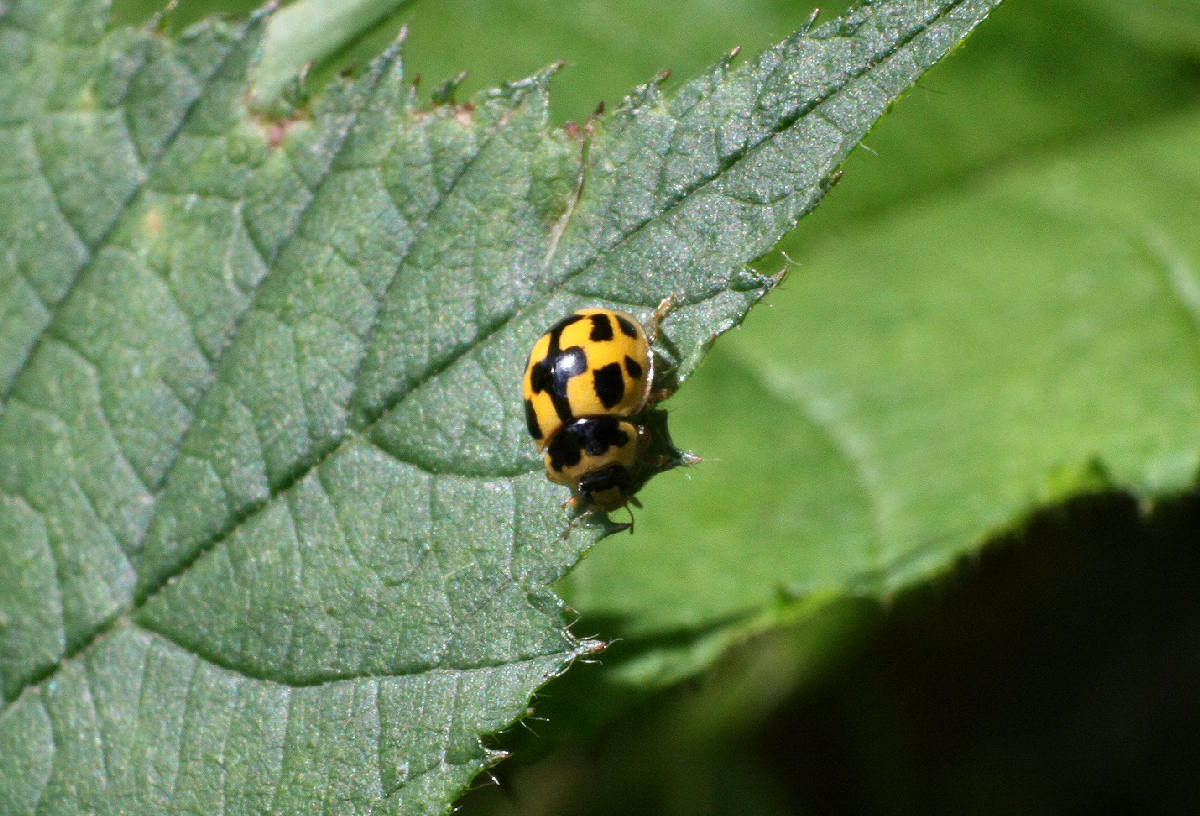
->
[
  {"left": 522, "top": 306, "right": 664, "bottom": 512},
  {"left": 523, "top": 308, "right": 652, "bottom": 450}
]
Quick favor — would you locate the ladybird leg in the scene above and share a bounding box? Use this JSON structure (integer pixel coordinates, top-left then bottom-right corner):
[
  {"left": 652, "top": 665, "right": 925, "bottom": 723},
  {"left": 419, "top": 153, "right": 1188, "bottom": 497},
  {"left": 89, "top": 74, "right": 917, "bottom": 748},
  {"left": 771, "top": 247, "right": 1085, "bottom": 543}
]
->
[
  {"left": 608, "top": 518, "right": 633, "bottom": 536},
  {"left": 639, "top": 449, "right": 700, "bottom": 469},
  {"left": 645, "top": 294, "right": 681, "bottom": 345},
  {"left": 647, "top": 386, "right": 673, "bottom": 405},
  {"left": 599, "top": 496, "right": 638, "bottom": 534},
  {"left": 559, "top": 495, "right": 585, "bottom": 540},
  {"left": 557, "top": 493, "right": 581, "bottom": 540},
  {"left": 634, "top": 423, "right": 652, "bottom": 456},
  {"left": 559, "top": 515, "right": 576, "bottom": 540}
]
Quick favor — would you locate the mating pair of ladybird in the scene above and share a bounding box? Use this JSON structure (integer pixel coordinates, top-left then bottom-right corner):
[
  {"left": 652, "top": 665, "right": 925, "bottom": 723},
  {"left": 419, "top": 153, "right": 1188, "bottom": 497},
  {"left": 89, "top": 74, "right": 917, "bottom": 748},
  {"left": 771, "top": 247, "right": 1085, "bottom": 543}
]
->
[{"left": 522, "top": 299, "right": 676, "bottom": 517}]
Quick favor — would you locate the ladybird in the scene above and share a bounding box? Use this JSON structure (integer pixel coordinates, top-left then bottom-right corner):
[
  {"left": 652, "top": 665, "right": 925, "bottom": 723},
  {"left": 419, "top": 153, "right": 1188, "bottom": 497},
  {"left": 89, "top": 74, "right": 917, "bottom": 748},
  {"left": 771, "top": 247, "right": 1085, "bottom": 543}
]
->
[{"left": 522, "top": 302, "right": 673, "bottom": 513}]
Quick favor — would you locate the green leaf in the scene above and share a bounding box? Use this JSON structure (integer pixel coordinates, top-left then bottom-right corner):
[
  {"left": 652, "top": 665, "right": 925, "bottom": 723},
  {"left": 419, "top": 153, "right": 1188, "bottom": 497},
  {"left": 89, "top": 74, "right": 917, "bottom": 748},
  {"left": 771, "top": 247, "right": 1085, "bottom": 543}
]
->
[
  {"left": 559, "top": 0, "right": 1200, "bottom": 693},
  {"left": 0, "top": 0, "right": 1001, "bottom": 812},
  {"left": 1071, "top": 0, "right": 1200, "bottom": 57},
  {"left": 472, "top": 488, "right": 1200, "bottom": 815},
  {"left": 392, "top": 0, "right": 857, "bottom": 126},
  {"left": 252, "top": 0, "right": 415, "bottom": 112}
]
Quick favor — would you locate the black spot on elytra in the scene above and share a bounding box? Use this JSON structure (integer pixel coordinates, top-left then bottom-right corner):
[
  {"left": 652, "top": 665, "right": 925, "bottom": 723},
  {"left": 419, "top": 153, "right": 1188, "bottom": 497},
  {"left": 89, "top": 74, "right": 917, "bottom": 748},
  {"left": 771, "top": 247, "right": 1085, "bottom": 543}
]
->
[
  {"left": 547, "top": 417, "right": 630, "bottom": 471},
  {"left": 550, "top": 313, "right": 584, "bottom": 336},
  {"left": 527, "top": 314, "right": 589, "bottom": 423},
  {"left": 615, "top": 314, "right": 639, "bottom": 339},
  {"left": 551, "top": 347, "right": 587, "bottom": 394},
  {"left": 592, "top": 362, "right": 625, "bottom": 409},
  {"left": 529, "top": 346, "right": 587, "bottom": 423},
  {"left": 529, "top": 359, "right": 553, "bottom": 394},
  {"left": 624, "top": 355, "right": 643, "bottom": 381},
  {"left": 524, "top": 398, "right": 542, "bottom": 440},
  {"left": 588, "top": 313, "right": 614, "bottom": 341}
]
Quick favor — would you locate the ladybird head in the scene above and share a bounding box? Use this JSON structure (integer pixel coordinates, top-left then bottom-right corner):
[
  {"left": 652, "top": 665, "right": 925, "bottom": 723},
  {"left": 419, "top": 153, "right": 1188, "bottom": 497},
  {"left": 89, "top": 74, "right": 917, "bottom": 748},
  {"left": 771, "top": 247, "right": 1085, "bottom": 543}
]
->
[{"left": 576, "top": 464, "right": 634, "bottom": 511}]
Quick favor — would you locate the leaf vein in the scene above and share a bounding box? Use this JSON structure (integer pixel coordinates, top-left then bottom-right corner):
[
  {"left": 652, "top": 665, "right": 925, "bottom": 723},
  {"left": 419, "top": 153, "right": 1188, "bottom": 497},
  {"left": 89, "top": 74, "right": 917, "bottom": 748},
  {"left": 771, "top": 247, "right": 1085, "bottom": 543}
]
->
[
  {"left": 1, "top": 17, "right": 261, "bottom": 403},
  {"left": 347, "top": 110, "right": 517, "bottom": 423},
  {"left": 136, "top": 45, "right": 401, "bottom": 558},
  {"left": 286, "top": 323, "right": 316, "bottom": 451},
  {"left": 130, "top": 236, "right": 220, "bottom": 373},
  {"left": 314, "top": 463, "right": 370, "bottom": 579},
  {"left": 32, "top": 693, "right": 57, "bottom": 813},
  {"left": 130, "top": 620, "right": 573, "bottom": 688},
  {"left": 43, "top": 327, "right": 157, "bottom": 497},
  {"left": 163, "top": 654, "right": 199, "bottom": 811},
  {"left": 349, "top": 0, "right": 969, "bottom": 450},
  {"left": 267, "top": 684, "right": 296, "bottom": 814},
  {"left": 7, "top": 0, "right": 985, "bottom": 716},
  {"left": 7, "top": 392, "right": 137, "bottom": 573},
  {"left": 80, "top": 634, "right": 114, "bottom": 792},
  {"left": 581, "top": 2, "right": 960, "bottom": 287},
  {"left": 279, "top": 491, "right": 303, "bottom": 669}
]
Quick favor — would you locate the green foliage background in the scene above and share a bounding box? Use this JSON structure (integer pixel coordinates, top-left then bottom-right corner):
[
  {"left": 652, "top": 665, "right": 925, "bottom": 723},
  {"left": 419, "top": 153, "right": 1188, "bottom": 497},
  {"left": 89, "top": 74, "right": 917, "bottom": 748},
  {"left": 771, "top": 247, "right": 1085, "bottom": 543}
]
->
[
  {"left": 14, "top": 0, "right": 1200, "bottom": 812},
  {"left": 377, "top": 1, "right": 1200, "bottom": 813}
]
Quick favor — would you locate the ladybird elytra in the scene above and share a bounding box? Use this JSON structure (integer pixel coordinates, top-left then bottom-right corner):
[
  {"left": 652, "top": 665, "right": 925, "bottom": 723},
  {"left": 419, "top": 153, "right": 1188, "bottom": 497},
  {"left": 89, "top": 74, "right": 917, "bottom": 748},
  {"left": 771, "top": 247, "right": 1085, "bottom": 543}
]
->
[
  {"left": 522, "top": 308, "right": 653, "bottom": 453},
  {"left": 522, "top": 303, "right": 671, "bottom": 515}
]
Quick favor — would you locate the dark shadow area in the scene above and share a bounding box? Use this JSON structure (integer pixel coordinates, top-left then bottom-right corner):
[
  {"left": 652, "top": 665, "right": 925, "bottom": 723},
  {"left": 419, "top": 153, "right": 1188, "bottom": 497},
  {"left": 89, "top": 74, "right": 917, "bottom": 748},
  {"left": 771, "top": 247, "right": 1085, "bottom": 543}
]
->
[
  {"left": 759, "top": 488, "right": 1200, "bottom": 815},
  {"left": 460, "top": 487, "right": 1200, "bottom": 815}
]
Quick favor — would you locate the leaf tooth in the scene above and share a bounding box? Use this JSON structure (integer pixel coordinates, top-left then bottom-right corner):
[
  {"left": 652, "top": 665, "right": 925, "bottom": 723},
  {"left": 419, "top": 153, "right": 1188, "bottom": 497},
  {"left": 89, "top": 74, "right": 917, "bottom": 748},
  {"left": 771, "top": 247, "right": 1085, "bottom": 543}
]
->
[
  {"left": 431, "top": 70, "right": 469, "bottom": 105},
  {"left": 486, "top": 59, "right": 564, "bottom": 104},
  {"left": 719, "top": 44, "right": 742, "bottom": 71},
  {"left": 800, "top": 6, "right": 821, "bottom": 34},
  {"left": 612, "top": 70, "right": 670, "bottom": 119}
]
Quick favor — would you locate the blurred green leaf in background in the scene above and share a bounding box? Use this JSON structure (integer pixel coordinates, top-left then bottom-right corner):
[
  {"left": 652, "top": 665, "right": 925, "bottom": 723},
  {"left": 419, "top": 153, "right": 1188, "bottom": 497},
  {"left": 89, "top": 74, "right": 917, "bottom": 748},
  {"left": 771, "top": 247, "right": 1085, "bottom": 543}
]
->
[
  {"left": 0, "top": 0, "right": 1035, "bottom": 814},
  {"left": 329, "top": 0, "right": 1198, "bottom": 814},
  {"left": 406, "top": 0, "right": 1200, "bottom": 814}
]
